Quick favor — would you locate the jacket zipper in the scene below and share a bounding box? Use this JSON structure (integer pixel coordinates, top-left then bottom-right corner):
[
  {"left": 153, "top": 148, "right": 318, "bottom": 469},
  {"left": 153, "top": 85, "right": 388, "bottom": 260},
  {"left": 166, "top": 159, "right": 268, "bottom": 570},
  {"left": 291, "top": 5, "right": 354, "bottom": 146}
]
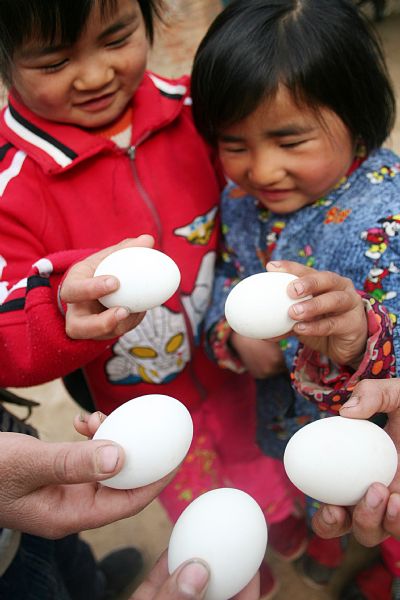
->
[
  {"left": 127, "top": 140, "right": 207, "bottom": 400},
  {"left": 127, "top": 139, "right": 163, "bottom": 241}
]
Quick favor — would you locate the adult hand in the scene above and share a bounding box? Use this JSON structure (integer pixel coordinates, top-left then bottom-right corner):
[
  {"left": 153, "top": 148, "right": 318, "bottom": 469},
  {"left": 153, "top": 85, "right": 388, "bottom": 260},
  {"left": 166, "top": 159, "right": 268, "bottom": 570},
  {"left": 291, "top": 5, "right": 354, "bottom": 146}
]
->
[
  {"left": 130, "top": 551, "right": 260, "bottom": 600},
  {"left": 312, "top": 378, "right": 400, "bottom": 546},
  {"left": 60, "top": 235, "right": 154, "bottom": 340},
  {"left": 267, "top": 260, "right": 367, "bottom": 368},
  {"left": 230, "top": 332, "right": 286, "bottom": 379},
  {"left": 0, "top": 419, "right": 174, "bottom": 539}
]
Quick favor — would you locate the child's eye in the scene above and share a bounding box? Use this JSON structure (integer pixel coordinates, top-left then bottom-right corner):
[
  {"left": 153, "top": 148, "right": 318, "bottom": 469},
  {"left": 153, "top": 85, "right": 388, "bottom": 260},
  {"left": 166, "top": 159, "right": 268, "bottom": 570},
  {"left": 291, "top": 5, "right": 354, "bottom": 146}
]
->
[
  {"left": 41, "top": 59, "right": 68, "bottom": 73},
  {"left": 280, "top": 140, "right": 305, "bottom": 148},
  {"left": 221, "top": 146, "right": 247, "bottom": 154},
  {"left": 106, "top": 33, "right": 132, "bottom": 48}
]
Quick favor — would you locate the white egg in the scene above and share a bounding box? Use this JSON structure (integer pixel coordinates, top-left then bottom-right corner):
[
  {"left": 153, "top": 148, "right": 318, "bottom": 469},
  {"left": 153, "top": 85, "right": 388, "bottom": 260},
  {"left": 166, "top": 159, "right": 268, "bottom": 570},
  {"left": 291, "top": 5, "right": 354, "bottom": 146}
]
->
[
  {"left": 93, "top": 394, "right": 193, "bottom": 489},
  {"left": 284, "top": 416, "right": 398, "bottom": 506},
  {"left": 168, "top": 488, "right": 268, "bottom": 600},
  {"left": 94, "top": 247, "right": 181, "bottom": 312},
  {"left": 225, "top": 272, "right": 309, "bottom": 339}
]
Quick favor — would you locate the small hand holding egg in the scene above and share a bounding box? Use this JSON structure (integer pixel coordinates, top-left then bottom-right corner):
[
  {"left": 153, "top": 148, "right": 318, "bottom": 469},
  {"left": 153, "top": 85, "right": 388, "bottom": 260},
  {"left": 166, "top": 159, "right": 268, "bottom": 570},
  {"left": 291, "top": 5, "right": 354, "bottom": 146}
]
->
[
  {"left": 311, "top": 379, "right": 400, "bottom": 547},
  {"left": 93, "top": 394, "right": 193, "bottom": 489},
  {"left": 94, "top": 246, "right": 181, "bottom": 313},
  {"left": 168, "top": 488, "right": 268, "bottom": 600},
  {"left": 61, "top": 236, "right": 156, "bottom": 341},
  {"left": 267, "top": 260, "right": 368, "bottom": 367},
  {"left": 284, "top": 416, "right": 398, "bottom": 506},
  {"left": 225, "top": 271, "right": 310, "bottom": 339}
]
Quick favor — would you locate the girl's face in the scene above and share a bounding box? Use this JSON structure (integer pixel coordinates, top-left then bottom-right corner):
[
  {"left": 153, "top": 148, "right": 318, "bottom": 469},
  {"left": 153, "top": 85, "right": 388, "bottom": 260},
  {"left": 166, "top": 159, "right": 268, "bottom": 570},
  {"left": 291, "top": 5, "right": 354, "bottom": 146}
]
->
[
  {"left": 217, "top": 86, "right": 355, "bottom": 214},
  {"left": 11, "top": 0, "right": 148, "bottom": 128}
]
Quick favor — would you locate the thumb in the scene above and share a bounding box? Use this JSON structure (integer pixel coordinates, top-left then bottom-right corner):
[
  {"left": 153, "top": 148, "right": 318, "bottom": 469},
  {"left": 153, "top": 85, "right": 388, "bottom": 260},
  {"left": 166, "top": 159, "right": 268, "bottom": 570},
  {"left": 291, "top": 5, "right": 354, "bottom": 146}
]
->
[
  {"left": 28, "top": 437, "right": 125, "bottom": 487},
  {"left": 340, "top": 379, "right": 400, "bottom": 419}
]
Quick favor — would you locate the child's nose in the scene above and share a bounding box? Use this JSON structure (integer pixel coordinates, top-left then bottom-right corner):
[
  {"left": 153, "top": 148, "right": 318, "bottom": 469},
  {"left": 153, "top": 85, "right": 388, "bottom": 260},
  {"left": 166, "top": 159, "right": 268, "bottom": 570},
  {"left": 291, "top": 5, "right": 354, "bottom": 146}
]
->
[
  {"left": 248, "top": 154, "right": 285, "bottom": 187},
  {"left": 74, "top": 58, "right": 114, "bottom": 91}
]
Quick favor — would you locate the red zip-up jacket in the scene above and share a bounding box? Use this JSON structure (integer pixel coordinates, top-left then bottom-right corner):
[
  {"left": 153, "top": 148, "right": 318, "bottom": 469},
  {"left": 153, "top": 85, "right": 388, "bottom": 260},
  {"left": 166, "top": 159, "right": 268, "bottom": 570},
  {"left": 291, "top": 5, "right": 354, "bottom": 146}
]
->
[{"left": 0, "top": 72, "right": 243, "bottom": 414}]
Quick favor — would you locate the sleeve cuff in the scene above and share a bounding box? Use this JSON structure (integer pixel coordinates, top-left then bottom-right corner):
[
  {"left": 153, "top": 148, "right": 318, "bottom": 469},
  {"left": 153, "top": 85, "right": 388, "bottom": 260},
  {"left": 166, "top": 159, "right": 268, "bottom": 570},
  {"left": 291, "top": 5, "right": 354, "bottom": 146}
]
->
[
  {"left": 292, "top": 296, "right": 396, "bottom": 412},
  {"left": 208, "top": 318, "right": 247, "bottom": 373}
]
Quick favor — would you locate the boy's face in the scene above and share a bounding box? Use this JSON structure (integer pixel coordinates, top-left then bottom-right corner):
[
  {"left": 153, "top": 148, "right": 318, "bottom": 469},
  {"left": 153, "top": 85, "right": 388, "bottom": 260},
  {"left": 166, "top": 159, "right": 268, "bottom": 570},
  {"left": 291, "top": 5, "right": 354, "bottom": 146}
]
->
[
  {"left": 217, "top": 86, "right": 355, "bottom": 214},
  {"left": 11, "top": 0, "right": 148, "bottom": 128}
]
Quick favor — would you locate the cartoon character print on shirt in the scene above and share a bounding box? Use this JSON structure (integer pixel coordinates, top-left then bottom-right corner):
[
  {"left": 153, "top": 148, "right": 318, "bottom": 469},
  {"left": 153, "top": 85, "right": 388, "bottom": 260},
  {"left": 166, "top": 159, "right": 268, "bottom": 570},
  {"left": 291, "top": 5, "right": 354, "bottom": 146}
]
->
[
  {"left": 174, "top": 206, "right": 218, "bottom": 245},
  {"left": 256, "top": 218, "right": 286, "bottom": 267},
  {"left": 361, "top": 214, "right": 400, "bottom": 260},
  {"left": 105, "top": 252, "right": 216, "bottom": 385},
  {"left": 364, "top": 263, "right": 399, "bottom": 303},
  {"left": 361, "top": 212, "right": 400, "bottom": 325},
  {"left": 366, "top": 163, "right": 400, "bottom": 184}
]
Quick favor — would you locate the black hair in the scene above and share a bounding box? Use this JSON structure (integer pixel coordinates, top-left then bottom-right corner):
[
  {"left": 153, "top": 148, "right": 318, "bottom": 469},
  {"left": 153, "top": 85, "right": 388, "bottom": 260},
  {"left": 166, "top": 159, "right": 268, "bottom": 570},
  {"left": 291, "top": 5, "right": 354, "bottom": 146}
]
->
[
  {"left": 0, "top": 0, "right": 163, "bottom": 86},
  {"left": 191, "top": 0, "right": 396, "bottom": 153}
]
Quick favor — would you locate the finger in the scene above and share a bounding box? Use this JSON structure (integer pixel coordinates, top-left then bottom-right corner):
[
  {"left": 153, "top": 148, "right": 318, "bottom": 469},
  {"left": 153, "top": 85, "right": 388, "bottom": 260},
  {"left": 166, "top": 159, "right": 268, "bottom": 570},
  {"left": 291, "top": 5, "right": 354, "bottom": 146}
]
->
[
  {"left": 288, "top": 291, "right": 359, "bottom": 323},
  {"left": 340, "top": 379, "right": 400, "bottom": 418},
  {"left": 65, "top": 307, "right": 144, "bottom": 340},
  {"left": 350, "top": 483, "right": 390, "bottom": 547},
  {"left": 383, "top": 493, "right": 400, "bottom": 539},
  {"left": 267, "top": 260, "right": 316, "bottom": 279},
  {"left": 311, "top": 505, "right": 352, "bottom": 539},
  {"left": 155, "top": 560, "right": 210, "bottom": 600},
  {"left": 131, "top": 552, "right": 210, "bottom": 600},
  {"left": 292, "top": 312, "right": 364, "bottom": 338},
  {"left": 61, "top": 275, "right": 120, "bottom": 304},
  {"left": 73, "top": 411, "right": 106, "bottom": 437},
  {"left": 287, "top": 272, "right": 353, "bottom": 300},
  {"left": 267, "top": 261, "right": 356, "bottom": 302},
  {"left": 28, "top": 438, "right": 125, "bottom": 487}
]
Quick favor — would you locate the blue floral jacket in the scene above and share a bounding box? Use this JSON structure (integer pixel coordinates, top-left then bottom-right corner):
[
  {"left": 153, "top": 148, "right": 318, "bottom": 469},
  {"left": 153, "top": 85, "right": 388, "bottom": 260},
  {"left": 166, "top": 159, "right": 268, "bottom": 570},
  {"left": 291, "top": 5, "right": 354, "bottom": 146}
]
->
[{"left": 206, "top": 147, "right": 400, "bottom": 458}]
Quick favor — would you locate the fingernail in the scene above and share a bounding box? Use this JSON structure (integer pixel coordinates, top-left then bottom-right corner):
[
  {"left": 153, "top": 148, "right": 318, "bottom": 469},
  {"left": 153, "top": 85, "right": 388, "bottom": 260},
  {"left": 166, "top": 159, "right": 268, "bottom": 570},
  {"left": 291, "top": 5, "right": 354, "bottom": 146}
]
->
[
  {"left": 96, "top": 411, "right": 106, "bottom": 424},
  {"left": 293, "top": 281, "right": 305, "bottom": 296},
  {"left": 366, "top": 485, "right": 383, "bottom": 509},
  {"left": 177, "top": 561, "right": 210, "bottom": 596},
  {"left": 322, "top": 506, "right": 337, "bottom": 525},
  {"left": 341, "top": 396, "right": 360, "bottom": 410},
  {"left": 387, "top": 494, "right": 400, "bottom": 520},
  {"left": 105, "top": 277, "right": 118, "bottom": 291},
  {"left": 96, "top": 445, "right": 120, "bottom": 474},
  {"left": 292, "top": 303, "right": 304, "bottom": 315},
  {"left": 268, "top": 261, "right": 281, "bottom": 268},
  {"left": 115, "top": 307, "right": 130, "bottom": 321}
]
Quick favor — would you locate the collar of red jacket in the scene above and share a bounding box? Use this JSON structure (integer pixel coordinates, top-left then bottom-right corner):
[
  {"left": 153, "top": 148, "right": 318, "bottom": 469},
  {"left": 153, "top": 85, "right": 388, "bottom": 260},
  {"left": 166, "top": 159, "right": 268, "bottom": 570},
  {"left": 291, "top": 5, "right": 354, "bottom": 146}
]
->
[{"left": 0, "top": 72, "right": 190, "bottom": 174}]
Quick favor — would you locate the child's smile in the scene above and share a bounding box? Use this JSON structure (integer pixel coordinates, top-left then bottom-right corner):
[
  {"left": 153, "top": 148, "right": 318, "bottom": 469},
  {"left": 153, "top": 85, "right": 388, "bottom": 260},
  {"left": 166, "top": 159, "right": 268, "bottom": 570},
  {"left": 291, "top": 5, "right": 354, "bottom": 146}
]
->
[
  {"left": 217, "top": 86, "right": 355, "bottom": 214},
  {"left": 10, "top": 0, "right": 148, "bottom": 129}
]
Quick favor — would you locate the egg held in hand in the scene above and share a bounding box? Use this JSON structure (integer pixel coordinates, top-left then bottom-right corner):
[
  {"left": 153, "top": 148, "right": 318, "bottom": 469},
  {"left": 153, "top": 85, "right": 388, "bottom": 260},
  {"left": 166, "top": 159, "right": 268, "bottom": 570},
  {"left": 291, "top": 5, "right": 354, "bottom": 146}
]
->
[
  {"left": 283, "top": 416, "right": 398, "bottom": 506},
  {"left": 94, "top": 246, "right": 181, "bottom": 312},
  {"left": 93, "top": 394, "right": 193, "bottom": 489},
  {"left": 168, "top": 488, "right": 268, "bottom": 600},
  {"left": 225, "top": 271, "right": 310, "bottom": 339}
]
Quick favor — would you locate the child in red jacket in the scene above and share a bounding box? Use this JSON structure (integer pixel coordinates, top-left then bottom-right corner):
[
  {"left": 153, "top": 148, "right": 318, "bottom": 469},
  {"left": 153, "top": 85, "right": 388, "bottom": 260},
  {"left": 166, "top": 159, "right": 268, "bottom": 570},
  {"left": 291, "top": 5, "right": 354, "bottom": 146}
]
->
[{"left": 0, "top": 1, "right": 304, "bottom": 598}]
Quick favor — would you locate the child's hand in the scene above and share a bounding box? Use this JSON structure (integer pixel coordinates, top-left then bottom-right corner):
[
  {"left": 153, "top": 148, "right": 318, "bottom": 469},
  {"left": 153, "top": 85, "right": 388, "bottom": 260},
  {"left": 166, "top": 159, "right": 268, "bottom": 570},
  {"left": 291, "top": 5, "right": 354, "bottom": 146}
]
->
[
  {"left": 74, "top": 410, "right": 107, "bottom": 438},
  {"left": 267, "top": 260, "right": 367, "bottom": 368},
  {"left": 312, "top": 378, "right": 400, "bottom": 547},
  {"left": 230, "top": 332, "right": 287, "bottom": 378},
  {"left": 60, "top": 235, "right": 154, "bottom": 340}
]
